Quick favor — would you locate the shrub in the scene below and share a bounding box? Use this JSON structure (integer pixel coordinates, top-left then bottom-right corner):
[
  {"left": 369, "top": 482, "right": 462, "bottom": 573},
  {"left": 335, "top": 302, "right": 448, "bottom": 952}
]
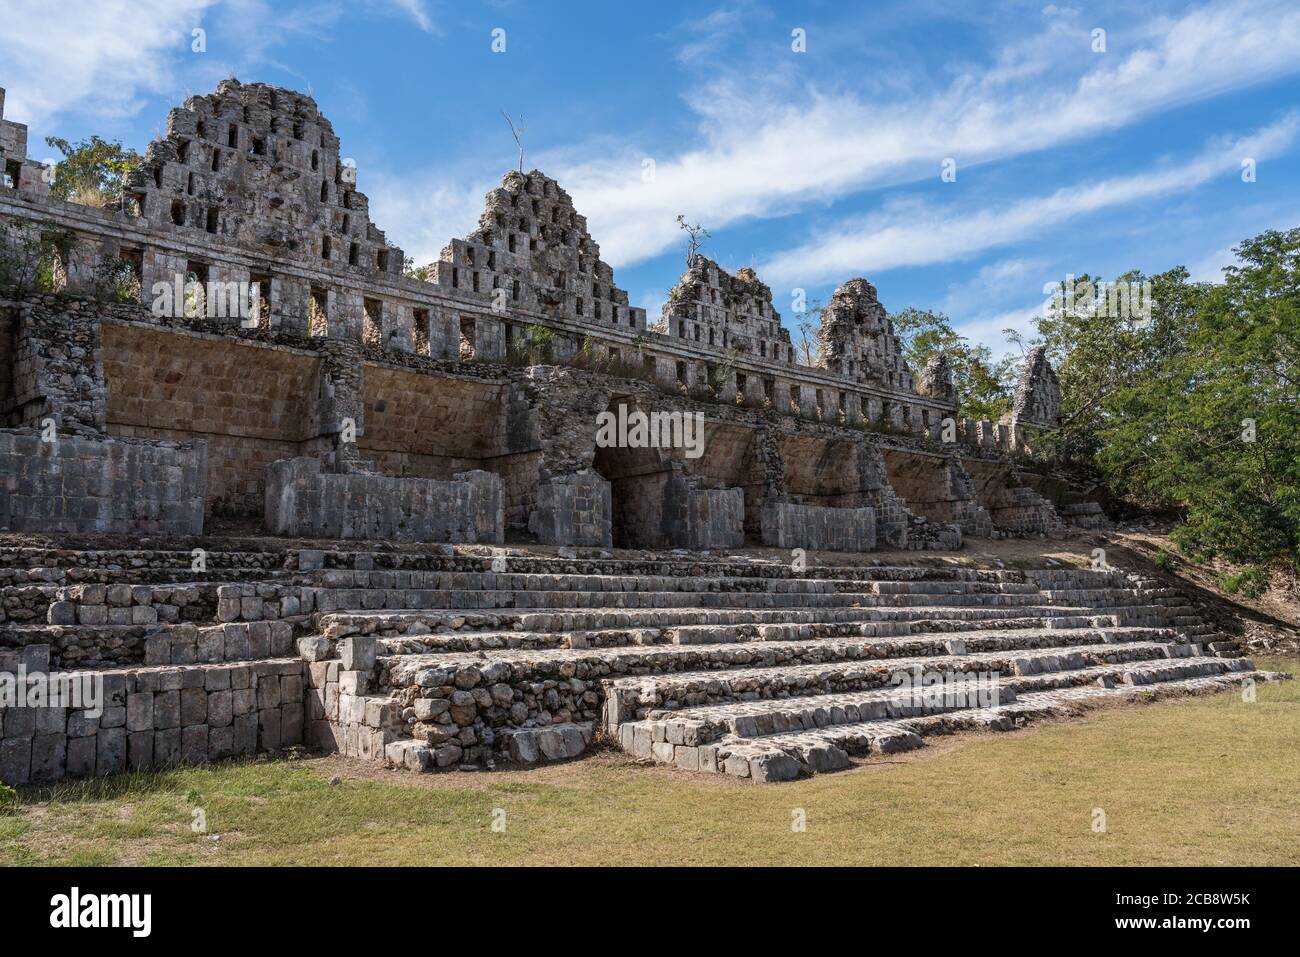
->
[{"left": 1219, "top": 565, "right": 1270, "bottom": 599}]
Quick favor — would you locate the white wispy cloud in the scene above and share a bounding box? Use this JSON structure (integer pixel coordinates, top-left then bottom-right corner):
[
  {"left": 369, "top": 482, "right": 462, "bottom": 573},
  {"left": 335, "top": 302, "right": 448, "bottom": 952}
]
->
[
  {"left": 365, "top": 169, "right": 496, "bottom": 266},
  {"left": 0, "top": 0, "right": 218, "bottom": 130},
  {"left": 0, "top": 0, "right": 430, "bottom": 137},
  {"left": 671, "top": 1, "right": 765, "bottom": 64},
  {"left": 757, "top": 113, "right": 1300, "bottom": 286},
  {"left": 387, "top": 0, "right": 436, "bottom": 33},
  {"left": 550, "top": 0, "right": 1300, "bottom": 268},
  {"left": 369, "top": 0, "right": 1300, "bottom": 273}
]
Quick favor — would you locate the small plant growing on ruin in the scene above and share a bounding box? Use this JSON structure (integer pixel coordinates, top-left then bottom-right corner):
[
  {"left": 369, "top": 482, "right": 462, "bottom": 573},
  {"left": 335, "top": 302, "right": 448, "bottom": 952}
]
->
[
  {"left": 403, "top": 256, "right": 434, "bottom": 282},
  {"left": 0, "top": 782, "right": 17, "bottom": 816},
  {"left": 506, "top": 323, "right": 555, "bottom": 366},
  {"left": 91, "top": 255, "right": 141, "bottom": 304},
  {"left": 0, "top": 221, "right": 69, "bottom": 295}
]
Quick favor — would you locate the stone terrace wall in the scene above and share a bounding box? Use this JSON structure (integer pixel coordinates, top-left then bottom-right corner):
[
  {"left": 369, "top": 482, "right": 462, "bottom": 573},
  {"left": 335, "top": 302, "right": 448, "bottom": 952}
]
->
[
  {"left": 0, "top": 75, "right": 1081, "bottom": 548},
  {"left": 0, "top": 429, "right": 206, "bottom": 535},
  {"left": 101, "top": 321, "right": 323, "bottom": 515},
  {"left": 0, "top": 308, "right": 14, "bottom": 423},
  {"left": 358, "top": 362, "right": 508, "bottom": 479},
  {"left": 760, "top": 501, "right": 876, "bottom": 552},
  {"left": 0, "top": 657, "right": 303, "bottom": 784},
  {"left": 265, "top": 458, "right": 503, "bottom": 543},
  {"left": 663, "top": 478, "right": 745, "bottom": 550},
  {"left": 528, "top": 470, "right": 612, "bottom": 547}
]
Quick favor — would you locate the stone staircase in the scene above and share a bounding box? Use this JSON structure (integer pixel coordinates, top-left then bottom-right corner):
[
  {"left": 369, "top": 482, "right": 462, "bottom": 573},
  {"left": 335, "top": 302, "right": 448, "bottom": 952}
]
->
[
  {"left": 291, "top": 552, "right": 1285, "bottom": 781},
  {"left": 0, "top": 542, "right": 1288, "bottom": 785}
]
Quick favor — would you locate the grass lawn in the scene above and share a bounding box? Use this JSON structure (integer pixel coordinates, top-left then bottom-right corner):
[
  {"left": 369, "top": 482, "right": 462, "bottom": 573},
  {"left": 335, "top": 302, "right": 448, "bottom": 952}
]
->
[{"left": 3, "top": 658, "right": 1297, "bottom": 867}]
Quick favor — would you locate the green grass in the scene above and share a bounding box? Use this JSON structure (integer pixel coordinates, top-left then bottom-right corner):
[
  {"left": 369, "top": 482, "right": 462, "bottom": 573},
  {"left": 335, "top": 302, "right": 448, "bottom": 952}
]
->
[{"left": 3, "top": 659, "right": 1298, "bottom": 866}]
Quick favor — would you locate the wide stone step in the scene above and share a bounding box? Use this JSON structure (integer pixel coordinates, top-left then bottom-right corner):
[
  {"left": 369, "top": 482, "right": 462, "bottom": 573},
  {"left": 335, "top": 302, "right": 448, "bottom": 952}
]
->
[
  {"left": 628, "top": 668, "right": 1282, "bottom": 782},
  {"left": 1004, "top": 655, "right": 1252, "bottom": 692},
  {"left": 378, "top": 624, "right": 1186, "bottom": 696},
  {"left": 309, "top": 557, "right": 1078, "bottom": 583},
  {"left": 306, "top": 585, "right": 1161, "bottom": 613},
  {"left": 381, "top": 721, "right": 595, "bottom": 771},
  {"left": 314, "top": 570, "right": 1065, "bottom": 596},
  {"left": 0, "top": 548, "right": 283, "bottom": 571},
  {"left": 371, "top": 618, "right": 1176, "bottom": 658},
  {"left": 622, "top": 681, "right": 1020, "bottom": 751},
  {"left": 622, "top": 653, "right": 1242, "bottom": 751},
  {"left": 318, "top": 604, "right": 1157, "bottom": 641},
  {"left": 327, "top": 555, "right": 1144, "bottom": 590},
  {"left": 603, "top": 642, "right": 1181, "bottom": 724}
]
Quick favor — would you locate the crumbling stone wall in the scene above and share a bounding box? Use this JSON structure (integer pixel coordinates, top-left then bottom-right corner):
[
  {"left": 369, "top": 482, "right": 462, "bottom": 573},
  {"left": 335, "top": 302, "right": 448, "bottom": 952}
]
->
[
  {"left": 0, "top": 88, "right": 49, "bottom": 198},
  {"left": 0, "top": 76, "right": 1080, "bottom": 551},
  {"left": 6, "top": 294, "right": 106, "bottom": 432},
  {"left": 0, "top": 307, "right": 13, "bottom": 422},
  {"left": 125, "top": 79, "right": 403, "bottom": 289},
  {"left": 962, "top": 458, "right": 1065, "bottom": 536},
  {"left": 0, "top": 429, "right": 206, "bottom": 535},
  {"left": 662, "top": 474, "right": 745, "bottom": 550},
  {"left": 0, "top": 655, "right": 304, "bottom": 784},
  {"left": 431, "top": 169, "right": 645, "bottom": 336},
  {"left": 656, "top": 256, "right": 793, "bottom": 363},
  {"left": 819, "top": 279, "right": 914, "bottom": 392},
  {"left": 917, "top": 353, "right": 955, "bottom": 403},
  {"left": 265, "top": 458, "right": 503, "bottom": 543},
  {"left": 528, "top": 470, "right": 612, "bottom": 547},
  {"left": 1010, "top": 345, "right": 1061, "bottom": 429},
  {"left": 760, "top": 501, "right": 876, "bottom": 552},
  {"left": 880, "top": 449, "right": 994, "bottom": 537}
]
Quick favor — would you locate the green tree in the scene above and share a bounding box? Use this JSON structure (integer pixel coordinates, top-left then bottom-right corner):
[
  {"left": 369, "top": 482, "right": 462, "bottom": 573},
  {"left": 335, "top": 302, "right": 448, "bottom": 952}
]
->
[
  {"left": 890, "top": 307, "right": 1017, "bottom": 421},
  {"left": 1096, "top": 230, "right": 1300, "bottom": 572},
  {"left": 44, "top": 135, "right": 142, "bottom": 206},
  {"left": 1008, "top": 268, "right": 1205, "bottom": 460},
  {"left": 403, "top": 256, "right": 434, "bottom": 282}
]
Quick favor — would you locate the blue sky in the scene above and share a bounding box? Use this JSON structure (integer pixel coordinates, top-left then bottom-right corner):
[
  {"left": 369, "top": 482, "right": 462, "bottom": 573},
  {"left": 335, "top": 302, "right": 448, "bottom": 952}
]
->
[{"left": 2, "top": 0, "right": 1298, "bottom": 357}]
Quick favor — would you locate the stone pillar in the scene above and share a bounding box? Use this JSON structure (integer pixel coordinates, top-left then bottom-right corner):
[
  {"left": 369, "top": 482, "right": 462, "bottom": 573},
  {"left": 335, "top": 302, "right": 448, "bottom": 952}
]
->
[
  {"left": 527, "top": 470, "right": 613, "bottom": 547},
  {"left": 865, "top": 396, "right": 882, "bottom": 424},
  {"left": 475, "top": 315, "right": 505, "bottom": 362},
  {"left": 386, "top": 302, "right": 414, "bottom": 354},
  {"left": 427, "top": 305, "right": 456, "bottom": 359}
]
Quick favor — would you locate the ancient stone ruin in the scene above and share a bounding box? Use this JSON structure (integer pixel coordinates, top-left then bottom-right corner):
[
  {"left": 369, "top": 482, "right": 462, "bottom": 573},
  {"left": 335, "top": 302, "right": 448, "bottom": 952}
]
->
[{"left": 0, "top": 80, "right": 1284, "bottom": 785}]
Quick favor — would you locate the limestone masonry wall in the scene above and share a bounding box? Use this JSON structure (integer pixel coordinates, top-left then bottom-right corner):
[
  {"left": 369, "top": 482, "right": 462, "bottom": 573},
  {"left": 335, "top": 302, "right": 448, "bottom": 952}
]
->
[
  {"left": 528, "top": 471, "right": 613, "bottom": 547},
  {"left": 0, "top": 75, "right": 1089, "bottom": 547},
  {"left": 265, "top": 458, "right": 504, "bottom": 543},
  {"left": 102, "top": 321, "right": 322, "bottom": 515},
  {"left": 0, "top": 656, "right": 304, "bottom": 784},
  {"left": 0, "top": 429, "right": 206, "bottom": 535},
  {"left": 760, "top": 501, "right": 877, "bottom": 552}
]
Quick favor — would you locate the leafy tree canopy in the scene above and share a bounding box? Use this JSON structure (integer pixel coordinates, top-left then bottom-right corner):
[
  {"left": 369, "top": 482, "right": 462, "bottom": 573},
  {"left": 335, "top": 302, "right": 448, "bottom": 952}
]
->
[
  {"left": 891, "top": 307, "right": 1017, "bottom": 421},
  {"left": 44, "top": 135, "right": 142, "bottom": 206}
]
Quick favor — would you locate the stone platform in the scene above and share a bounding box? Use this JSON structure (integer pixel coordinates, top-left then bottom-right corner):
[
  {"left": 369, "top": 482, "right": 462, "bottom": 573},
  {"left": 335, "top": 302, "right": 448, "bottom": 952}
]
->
[{"left": 0, "top": 539, "right": 1286, "bottom": 785}]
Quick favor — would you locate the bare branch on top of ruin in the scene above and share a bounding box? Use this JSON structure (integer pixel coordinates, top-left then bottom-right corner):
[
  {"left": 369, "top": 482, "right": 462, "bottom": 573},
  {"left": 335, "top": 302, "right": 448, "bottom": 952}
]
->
[{"left": 501, "top": 111, "right": 525, "bottom": 173}]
